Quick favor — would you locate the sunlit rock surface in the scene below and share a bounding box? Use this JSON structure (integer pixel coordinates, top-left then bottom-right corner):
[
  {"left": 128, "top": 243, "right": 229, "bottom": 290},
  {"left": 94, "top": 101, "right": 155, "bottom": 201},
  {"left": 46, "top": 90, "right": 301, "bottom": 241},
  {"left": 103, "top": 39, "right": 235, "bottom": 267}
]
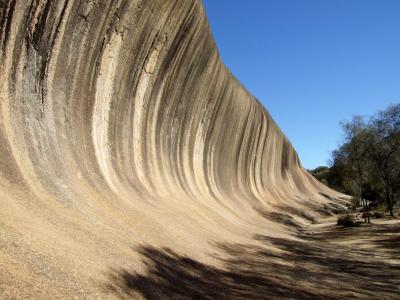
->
[{"left": 0, "top": 0, "right": 345, "bottom": 298}]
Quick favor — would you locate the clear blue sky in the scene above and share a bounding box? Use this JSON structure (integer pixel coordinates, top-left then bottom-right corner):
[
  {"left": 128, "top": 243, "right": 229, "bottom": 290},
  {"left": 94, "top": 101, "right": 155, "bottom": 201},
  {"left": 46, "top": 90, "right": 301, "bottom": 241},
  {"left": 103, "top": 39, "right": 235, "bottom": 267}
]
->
[{"left": 202, "top": 0, "right": 400, "bottom": 169}]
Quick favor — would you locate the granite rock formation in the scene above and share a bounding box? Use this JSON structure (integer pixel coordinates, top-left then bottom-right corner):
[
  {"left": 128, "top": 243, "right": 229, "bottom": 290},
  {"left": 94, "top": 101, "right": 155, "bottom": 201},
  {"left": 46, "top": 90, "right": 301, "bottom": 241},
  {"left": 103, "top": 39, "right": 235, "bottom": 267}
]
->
[{"left": 0, "top": 0, "right": 345, "bottom": 298}]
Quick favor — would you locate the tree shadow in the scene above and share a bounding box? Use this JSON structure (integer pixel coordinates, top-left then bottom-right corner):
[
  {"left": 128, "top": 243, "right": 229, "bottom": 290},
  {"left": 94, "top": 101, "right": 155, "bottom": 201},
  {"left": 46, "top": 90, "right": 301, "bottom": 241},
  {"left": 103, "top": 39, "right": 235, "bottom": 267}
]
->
[
  {"left": 107, "top": 226, "right": 400, "bottom": 299},
  {"left": 106, "top": 222, "right": 400, "bottom": 299},
  {"left": 257, "top": 209, "right": 305, "bottom": 233},
  {"left": 305, "top": 222, "right": 400, "bottom": 256},
  {"left": 106, "top": 245, "right": 324, "bottom": 300}
]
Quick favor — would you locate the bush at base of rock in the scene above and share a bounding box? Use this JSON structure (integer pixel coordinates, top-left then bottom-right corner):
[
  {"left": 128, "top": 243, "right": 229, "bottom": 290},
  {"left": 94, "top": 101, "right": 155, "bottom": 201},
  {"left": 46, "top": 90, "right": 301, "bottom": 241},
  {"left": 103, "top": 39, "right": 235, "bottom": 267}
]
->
[
  {"left": 373, "top": 211, "right": 385, "bottom": 218},
  {"left": 337, "top": 214, "right": 357, "bottom": 227}
]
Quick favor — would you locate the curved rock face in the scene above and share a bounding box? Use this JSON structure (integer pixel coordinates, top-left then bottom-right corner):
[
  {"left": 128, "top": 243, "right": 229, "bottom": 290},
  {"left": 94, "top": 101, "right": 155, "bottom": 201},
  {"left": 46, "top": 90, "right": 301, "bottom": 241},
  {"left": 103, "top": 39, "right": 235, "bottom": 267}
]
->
[{"left": 0, "top": 0, "right": 344, "bottom": 297}]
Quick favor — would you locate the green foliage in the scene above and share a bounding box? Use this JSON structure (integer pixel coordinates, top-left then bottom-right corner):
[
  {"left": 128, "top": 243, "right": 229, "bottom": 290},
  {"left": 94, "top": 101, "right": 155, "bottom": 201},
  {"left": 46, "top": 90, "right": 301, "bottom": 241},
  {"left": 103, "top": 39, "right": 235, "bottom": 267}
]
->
[
  {"left": 309, "top": 103, "right": 400, "bottom": 217},
  {"left": 308, "top": 166, "right": 329, "bottom": 182},
  {"left": 350, "top": 196, "right": 359, "bottom": 210}
]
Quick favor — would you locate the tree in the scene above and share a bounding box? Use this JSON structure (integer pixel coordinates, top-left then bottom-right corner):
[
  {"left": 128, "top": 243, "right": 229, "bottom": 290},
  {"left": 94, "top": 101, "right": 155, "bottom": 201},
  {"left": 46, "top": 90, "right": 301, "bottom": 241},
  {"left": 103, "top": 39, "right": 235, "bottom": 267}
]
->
[
  {"left": 309, "top": 103, "right": 400, "bottom": 218},
  {"left": 339, "top": 116, "right": 370, "bottom": 222},
  {"left": 364, "top": 105, "right": 400, "bottom": 217}
]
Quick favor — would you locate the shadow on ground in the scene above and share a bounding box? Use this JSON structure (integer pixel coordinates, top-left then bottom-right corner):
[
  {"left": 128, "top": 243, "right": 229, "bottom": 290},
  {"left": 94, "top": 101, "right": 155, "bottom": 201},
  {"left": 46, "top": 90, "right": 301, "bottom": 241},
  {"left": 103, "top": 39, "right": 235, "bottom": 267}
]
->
[{"left": 107, "top": 222, "right": 400, "bottom": 299}]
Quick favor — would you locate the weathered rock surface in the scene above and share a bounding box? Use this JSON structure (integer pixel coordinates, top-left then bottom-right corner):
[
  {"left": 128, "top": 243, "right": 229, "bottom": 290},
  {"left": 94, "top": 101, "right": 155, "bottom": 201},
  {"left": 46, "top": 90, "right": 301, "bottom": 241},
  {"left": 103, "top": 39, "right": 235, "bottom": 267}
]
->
[{"left": 0, "top": 0, "right": 345, "bottom": 298}]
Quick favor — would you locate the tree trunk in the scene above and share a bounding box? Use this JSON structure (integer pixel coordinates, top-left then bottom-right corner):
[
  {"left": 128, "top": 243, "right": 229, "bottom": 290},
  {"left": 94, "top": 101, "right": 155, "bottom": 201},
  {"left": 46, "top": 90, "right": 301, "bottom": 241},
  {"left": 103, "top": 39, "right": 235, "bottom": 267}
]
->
[
  {"left": 362, "top": 198, "right": 370, "bottom": 223},
  {"left": 357, "top": 162, "right": 369, "bottom": 223},
  {"left": 360, "top": 187, "right": 366, "bottom": 223},
  {"left": 384, "top": 181, "right": 394, "bottom": 217}
]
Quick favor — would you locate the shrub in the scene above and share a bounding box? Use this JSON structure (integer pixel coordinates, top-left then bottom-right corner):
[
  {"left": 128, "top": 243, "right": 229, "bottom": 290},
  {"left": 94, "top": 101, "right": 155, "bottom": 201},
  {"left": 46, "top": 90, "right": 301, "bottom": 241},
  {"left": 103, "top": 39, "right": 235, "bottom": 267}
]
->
[
  {"left": 373, "top": 211, "right": 385, "bottom": 218},
  {"left": 337, "top": 214, "right": 357, "bottom": 227}
]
